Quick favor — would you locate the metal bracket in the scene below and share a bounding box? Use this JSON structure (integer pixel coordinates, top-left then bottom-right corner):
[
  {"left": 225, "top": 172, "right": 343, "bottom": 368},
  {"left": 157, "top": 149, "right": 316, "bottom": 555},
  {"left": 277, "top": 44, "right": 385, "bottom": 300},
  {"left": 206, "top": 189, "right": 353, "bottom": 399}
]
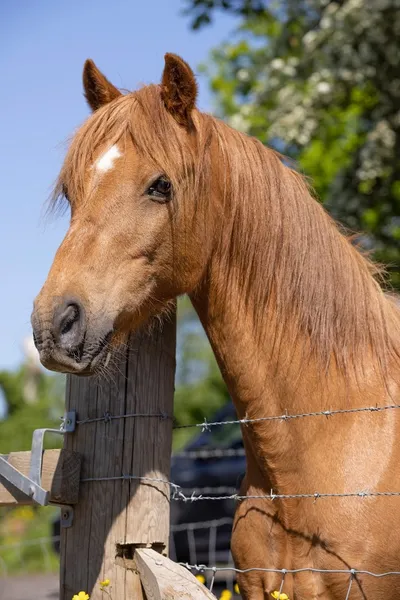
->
[
  {"left": 0, "top": 410, "right": 76, "bottom": 526},
  {"left": 0, "top": 456, "right": 49, "bottom": 505},
  {"left": 29, "top": 410, "right": 76, "bottom": 487}
]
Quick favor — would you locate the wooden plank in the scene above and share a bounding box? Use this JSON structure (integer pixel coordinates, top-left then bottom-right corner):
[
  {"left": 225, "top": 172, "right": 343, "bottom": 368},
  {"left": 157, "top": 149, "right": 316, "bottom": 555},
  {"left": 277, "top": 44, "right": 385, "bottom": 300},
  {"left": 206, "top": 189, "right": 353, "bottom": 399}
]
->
[
  {"left": 0, "top": 449, "right": 81, "bottom": 506},
  {"left": 135, "top": 548, "right": 218, "bottom": 599},
  {"left": 60, "top": 316, "right": 176, "bottom": 600}
]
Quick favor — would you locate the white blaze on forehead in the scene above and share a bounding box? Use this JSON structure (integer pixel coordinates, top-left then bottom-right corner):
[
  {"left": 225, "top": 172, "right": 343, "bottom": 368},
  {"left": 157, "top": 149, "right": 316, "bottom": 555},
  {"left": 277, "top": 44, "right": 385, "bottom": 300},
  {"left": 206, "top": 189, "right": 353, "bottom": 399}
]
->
[{"left": 95, "top": 144, "right": 122, "bottom": 173}]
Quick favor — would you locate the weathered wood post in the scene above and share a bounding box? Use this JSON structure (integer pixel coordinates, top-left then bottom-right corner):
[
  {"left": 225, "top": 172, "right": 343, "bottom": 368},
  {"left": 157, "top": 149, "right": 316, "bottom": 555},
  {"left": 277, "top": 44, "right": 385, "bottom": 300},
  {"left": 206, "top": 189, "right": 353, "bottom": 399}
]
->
[{"left": 60, "top": 317, "right": 178, "bottom": 599}]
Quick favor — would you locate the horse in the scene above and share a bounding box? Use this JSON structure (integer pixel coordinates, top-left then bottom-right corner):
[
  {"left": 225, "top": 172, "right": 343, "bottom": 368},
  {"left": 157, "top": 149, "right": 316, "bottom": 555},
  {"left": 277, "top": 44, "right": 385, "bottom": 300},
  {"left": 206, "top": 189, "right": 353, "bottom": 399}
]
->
[{"left": 31, "top": 54, "right": 400, "bottom": 599}]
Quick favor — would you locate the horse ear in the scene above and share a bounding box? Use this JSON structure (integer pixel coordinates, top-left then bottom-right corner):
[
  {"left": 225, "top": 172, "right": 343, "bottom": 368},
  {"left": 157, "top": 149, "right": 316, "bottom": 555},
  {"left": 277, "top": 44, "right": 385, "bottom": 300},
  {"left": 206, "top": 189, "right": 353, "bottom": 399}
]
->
[
  {"left": 82, "top": 59, "right": 121, "bottom": 112},
  {"left": 161, "top": 53, "right": 197, "bottom": 128}
]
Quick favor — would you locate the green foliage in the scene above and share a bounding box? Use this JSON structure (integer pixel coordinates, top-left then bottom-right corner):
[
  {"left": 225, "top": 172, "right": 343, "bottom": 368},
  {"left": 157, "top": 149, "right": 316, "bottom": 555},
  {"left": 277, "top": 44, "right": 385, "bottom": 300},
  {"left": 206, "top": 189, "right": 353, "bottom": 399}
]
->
[
  {"left": 0, "top": 366, "right": 65, "bottom": 575},
  {"left": 174, "top": 297, "right": 230, "bottom": 449},
  {"left": 185, "top": 0, "right": 400, "bottom": 288},
  {"left": 183, "top": 0, "right": 266, "bottom": 30},
  {"left": 0, "top": 367, "right": 65, "bottom": 453}
]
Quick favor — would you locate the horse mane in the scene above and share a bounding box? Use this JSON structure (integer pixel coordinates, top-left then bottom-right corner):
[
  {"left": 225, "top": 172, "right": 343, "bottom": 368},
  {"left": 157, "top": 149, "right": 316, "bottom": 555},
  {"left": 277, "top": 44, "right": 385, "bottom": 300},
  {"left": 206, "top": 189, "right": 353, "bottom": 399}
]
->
[
  {"left": 51, "top": 84, "right": 400, "bottom": 380},
  {"left": 207, "top": 116, "right": 400, "bottom": 377}
]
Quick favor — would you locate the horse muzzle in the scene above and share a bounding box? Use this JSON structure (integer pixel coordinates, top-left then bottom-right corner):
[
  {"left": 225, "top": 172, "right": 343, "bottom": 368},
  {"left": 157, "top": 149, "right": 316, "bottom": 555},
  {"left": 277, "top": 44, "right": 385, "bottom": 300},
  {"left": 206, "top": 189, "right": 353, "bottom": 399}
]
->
[{"left": 31, "top": 295, "right": 113, "bottom": 375}]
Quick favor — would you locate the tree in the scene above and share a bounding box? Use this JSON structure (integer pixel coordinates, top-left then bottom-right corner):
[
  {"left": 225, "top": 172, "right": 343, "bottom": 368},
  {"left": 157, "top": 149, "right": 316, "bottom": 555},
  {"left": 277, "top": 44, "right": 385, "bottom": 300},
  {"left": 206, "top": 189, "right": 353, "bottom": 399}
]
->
[{"left": 184, "top": 0, "right": 400, "bottom": 287}]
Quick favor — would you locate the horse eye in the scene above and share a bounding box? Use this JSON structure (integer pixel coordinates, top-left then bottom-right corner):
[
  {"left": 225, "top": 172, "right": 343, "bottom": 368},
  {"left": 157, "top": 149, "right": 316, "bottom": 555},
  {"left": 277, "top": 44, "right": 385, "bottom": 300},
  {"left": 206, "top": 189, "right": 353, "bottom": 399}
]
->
[{"left": 147, "top": 177, "right": 172, "bottom": 201}]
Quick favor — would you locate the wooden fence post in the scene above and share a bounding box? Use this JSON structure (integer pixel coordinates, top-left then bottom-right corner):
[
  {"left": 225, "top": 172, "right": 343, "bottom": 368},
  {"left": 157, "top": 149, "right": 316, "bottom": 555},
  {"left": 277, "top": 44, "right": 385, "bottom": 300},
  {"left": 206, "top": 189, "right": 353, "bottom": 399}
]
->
[{"left": 60, "top": 316, "right": 177, "bottom": 600}]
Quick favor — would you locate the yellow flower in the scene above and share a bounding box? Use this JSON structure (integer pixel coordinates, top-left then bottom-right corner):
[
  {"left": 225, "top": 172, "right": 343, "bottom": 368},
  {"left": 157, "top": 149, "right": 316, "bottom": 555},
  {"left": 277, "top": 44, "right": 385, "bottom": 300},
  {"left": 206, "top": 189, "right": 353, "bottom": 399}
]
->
[
  {"left": 234, "top": 583, "right": 240, "bottom": 594},
  {"left": 13, "top": 506, "right": 35, "bottom": 520},
  {"left": 72, "top": 593, "right": 89, "bottom": 600},
  {"left": 196, "top": 575, "right": 206, "bottom": 584},
  {"left": 100, "top": 579, "right": 110, "bottom": 588},
  {"left": 271, "top": 592, "right": 289, "bottom": 600},
  {"left": 220, "top": 591, "right": 232, "bottom": 600}
]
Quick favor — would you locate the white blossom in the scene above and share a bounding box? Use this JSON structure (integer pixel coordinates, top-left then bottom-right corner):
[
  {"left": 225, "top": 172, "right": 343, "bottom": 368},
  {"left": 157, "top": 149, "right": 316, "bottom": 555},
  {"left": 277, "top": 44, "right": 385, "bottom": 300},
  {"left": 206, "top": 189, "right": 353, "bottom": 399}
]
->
[
  {"left": 270, "top": 58, "right": 285, "bottom": 70},
  {"left": 316, "top": 81, "right": 331, "bottom": 94},
  {"left": 237, "top": 68, "right": 250, "bottom": 82}
]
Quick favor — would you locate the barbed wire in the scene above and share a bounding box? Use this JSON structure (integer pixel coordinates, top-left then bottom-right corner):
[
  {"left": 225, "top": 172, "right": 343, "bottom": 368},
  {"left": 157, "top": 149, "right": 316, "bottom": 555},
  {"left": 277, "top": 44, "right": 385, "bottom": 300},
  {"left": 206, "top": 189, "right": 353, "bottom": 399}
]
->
[
  {"left": 194, "top": 489, "right": 400, "bottom": 501},
  {"left": 75, "top": 411, "right": 171, "bottom": 425},
  {"left": 67, "top": 401, "right": 400, "bottom": 597},
  {"left": 175, "top": 403, "right": 400, "bottom": 432},
  {"left": 81, "top": 473, "right": 400, "bottom": 503},
  {"left": 174, "top": 489, "right": 400, "bottom": 502},
  {"left": 71, "top": 402, "right": 400, "bottom": 432},
  {"left": 76, "top": 402, "right": 400, "bottom": 500},
  {"left": 3, "top": 393, "right": 400, "bottom": 595}
]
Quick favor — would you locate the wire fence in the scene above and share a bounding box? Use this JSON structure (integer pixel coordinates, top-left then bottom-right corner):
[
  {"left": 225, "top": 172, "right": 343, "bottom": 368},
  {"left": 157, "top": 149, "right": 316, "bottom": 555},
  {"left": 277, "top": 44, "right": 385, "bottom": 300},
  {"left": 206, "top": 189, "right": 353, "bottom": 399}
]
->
[
  {"left": 76, "top": 403, "right": 400, "bottom": 502},
  {"left": 3, "top": 401, "right": 400, "bottom": 595},
  {"left": 70, "top": 402, "right": 400, "bottom": 430},
  {"left": 74, "top": 400, "right": 400, "bottom": 596}
]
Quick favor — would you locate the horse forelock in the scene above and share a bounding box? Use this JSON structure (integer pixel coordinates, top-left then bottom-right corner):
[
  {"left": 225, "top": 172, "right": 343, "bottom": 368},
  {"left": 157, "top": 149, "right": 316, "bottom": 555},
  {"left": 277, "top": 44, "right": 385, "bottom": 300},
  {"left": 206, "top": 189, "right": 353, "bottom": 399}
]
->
[{"left": 50, "top": 85, "right": 210, "bottom": 215}]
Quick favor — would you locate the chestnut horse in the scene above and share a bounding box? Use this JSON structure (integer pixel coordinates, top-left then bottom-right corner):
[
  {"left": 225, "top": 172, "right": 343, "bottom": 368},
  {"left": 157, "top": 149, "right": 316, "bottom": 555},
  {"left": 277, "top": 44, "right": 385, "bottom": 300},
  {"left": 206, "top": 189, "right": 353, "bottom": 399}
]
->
[{"left": 32, "top": 54, "right": 400, "bottom": 599}]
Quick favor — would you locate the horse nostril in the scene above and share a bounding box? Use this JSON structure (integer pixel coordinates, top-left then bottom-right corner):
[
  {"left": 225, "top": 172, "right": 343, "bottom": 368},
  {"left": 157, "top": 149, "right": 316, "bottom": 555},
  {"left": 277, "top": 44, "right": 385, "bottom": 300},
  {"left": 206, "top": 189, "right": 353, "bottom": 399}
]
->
[
  {"left": 60, "top": 304, "right": 80, "bottom": 336},
  {"left": 54, "top": 299, "right": 86, "bottom": 352}
]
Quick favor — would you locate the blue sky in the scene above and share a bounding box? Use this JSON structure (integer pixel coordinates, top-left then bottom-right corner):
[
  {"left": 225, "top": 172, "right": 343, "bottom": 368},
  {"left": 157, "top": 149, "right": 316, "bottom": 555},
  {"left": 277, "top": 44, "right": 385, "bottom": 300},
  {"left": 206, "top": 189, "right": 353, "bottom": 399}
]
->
[{"left": 0, "top": 1, "right": 236, "bottom": 370}]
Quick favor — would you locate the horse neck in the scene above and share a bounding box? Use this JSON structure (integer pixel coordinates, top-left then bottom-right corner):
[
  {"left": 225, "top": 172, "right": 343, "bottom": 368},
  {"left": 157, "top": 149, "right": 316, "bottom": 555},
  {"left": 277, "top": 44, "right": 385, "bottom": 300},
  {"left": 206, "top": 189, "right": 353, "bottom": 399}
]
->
[
  {"left": 190, "top": 248, "right": 394, "bottom": 490},
  {"left": 190, "top": 262, "right": 330, "bottom": 420},
  {"left": 190, "top": 265, "right": 327, "bottom": 483}
]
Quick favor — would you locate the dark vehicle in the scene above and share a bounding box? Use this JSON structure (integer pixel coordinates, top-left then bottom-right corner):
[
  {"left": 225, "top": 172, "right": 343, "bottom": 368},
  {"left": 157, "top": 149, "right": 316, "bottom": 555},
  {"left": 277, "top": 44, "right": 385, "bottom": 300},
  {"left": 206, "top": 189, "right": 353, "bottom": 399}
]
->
[
  {"left": 53, "top": 401, "right": 245, "bottom": 565},
  {"left": 170, "top": 401, "right": 245, "bottom": 565}
]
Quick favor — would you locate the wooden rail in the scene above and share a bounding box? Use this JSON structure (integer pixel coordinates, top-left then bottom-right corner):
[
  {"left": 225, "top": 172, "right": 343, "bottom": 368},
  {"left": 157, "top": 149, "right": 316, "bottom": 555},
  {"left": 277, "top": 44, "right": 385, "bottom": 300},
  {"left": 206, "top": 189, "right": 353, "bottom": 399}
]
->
[{"left": 0, "top": 449, "right": 80, "bottom": 506}]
